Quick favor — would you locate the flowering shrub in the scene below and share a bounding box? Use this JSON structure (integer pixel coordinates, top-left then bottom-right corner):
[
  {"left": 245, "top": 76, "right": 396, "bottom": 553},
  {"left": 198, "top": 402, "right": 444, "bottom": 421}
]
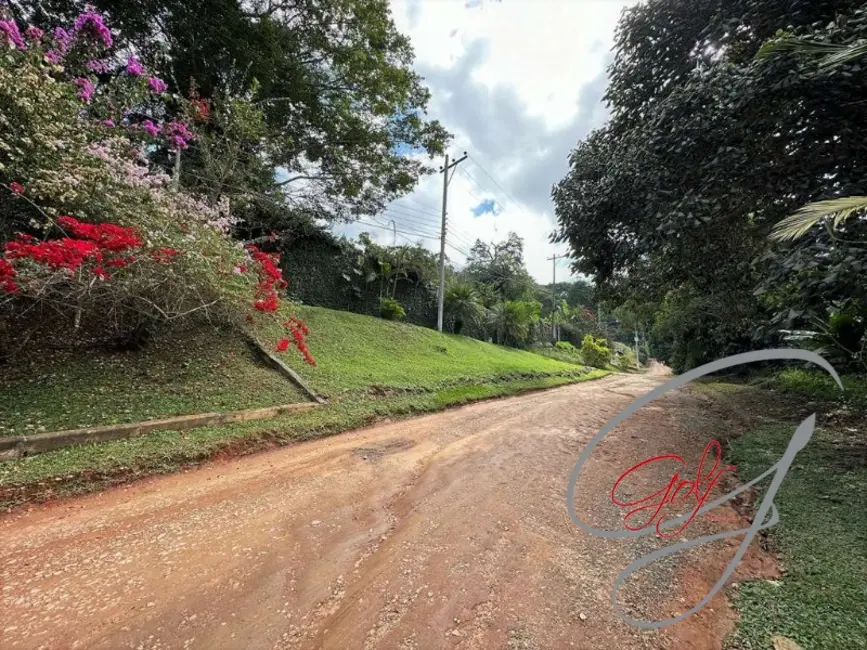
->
[{"left": 0, "top": 8, "right": 313, "bottom": 364}]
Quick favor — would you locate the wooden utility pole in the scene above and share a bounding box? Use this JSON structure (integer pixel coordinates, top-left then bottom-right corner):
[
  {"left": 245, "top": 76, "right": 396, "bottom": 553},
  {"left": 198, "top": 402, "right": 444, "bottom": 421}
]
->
[
  {"left": 436, "top": 151, "right": 468, "bottom": 332},
  {"left": 547, "top": 253, "right": 565, "bottom": 340}
]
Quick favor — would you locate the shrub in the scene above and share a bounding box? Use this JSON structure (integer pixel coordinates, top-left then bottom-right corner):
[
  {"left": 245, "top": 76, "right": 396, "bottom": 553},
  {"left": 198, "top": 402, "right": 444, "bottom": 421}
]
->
[
  {"left": 555, "top": 341, "right": 578, "bottom": 353},
  {"left": 0, "top": 9, "right": 313, "bottom": 363},
  {"left": 581, "top": 334, "right": 611, "bottom": 368},
  {"left": 611, "top": 341, "right": 637, "bottom": 370},
  {"left": 379, "top": 296, "right": 406, "bottom": 321}
]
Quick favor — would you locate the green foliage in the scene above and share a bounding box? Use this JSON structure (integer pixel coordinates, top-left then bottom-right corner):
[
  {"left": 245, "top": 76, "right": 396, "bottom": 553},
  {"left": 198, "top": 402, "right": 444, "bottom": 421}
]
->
[
  {"left": 30, "top": 0, "right": 452, "bottom": 223},
  {"left": 555, "top": 341, "right": 577, "bottom": 352},
  {"left": 0, "top": 15, "right": 270, "bottom": 349},
  {"left": 727, "top": 424, "right": 867, "bottom": 649},
  {"left": 465, "top": 233, "right": 535, "bottom": 303},
  {"left": 379, "top": 296, "right": 406, "bottom": 321},
  {"left": 774, "top": 368, "right": 867, "bottom": 411},
  {"left": 771, "top": 196, "right": 867, "bottom": 242},
  {"left": 610, "top": 341, "right": 637, "bottom": 370},
  {"left": 552, "top": 0, "right": 867, "bottom": 371},
  {"left": 445, "top": 280, "right": 485, "bottom": 335},
  {"left": 487, "top": 300, "right": 541, "bottom": 347},
  {"left": 580, "top": 334, "right": 611, "bottom": 369}
]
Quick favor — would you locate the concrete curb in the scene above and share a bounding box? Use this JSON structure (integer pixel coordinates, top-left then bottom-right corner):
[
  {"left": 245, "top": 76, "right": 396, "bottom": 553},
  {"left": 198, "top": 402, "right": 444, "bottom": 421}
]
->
[
  {"left": 248, "top": 338, "right": 327, "bottom": 404},
  {"left": 0, "top": 402, "right": 320, "bottom": 460}
]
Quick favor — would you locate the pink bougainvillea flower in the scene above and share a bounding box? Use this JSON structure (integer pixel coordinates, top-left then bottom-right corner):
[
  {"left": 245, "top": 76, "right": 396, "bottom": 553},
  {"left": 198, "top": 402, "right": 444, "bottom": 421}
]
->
[
  {"left": 44, "top": 49, "right": 63, "bottom": 64},
  {"left": 25, "top": 25, "right": 44, "bottom": 41},
  {"left": 9, "top": 181, "right": 24, "bottom": 195},
  {"left": 53, "top": 26, "right": 73, "bottom": 53},
  {"left": 86, "top": 59, "right": 110, "bottom": 73},
  {"left": 148, "top": 76, "right": 168, "bottom": 93},
  {"left": 74, "top": 77, "right": 95, "bottom": 103},
  {"left": 0, "top": 19, "right": 26, "bottom": 49},
  {"left": 102, "top": 119, "right": 115, "bottom": 127},
  {"left": 126, "top": 55, "right": 144, "bottom": 76},
  {"left": 140, "top": 119, "right": 160, "bottom": 137},
  {"left": 73, "top": 7, "right": 112, "bottom": 48}
]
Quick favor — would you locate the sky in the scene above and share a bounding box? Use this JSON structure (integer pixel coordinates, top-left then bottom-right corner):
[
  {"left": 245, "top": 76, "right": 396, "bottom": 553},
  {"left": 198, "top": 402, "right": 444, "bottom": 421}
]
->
[{"left": 334, "top": 0, "right": 635, "bottom": 283}]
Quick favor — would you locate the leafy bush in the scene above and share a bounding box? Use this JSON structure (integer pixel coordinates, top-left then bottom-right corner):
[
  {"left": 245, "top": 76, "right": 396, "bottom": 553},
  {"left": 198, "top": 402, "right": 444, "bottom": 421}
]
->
[
  {"left": 555, "top": 341, "right": 577, "bottom": 352},
  {"left": 0, "top": 9, "right": 312, "bottom": 363},
  {"left": 776, "top": 368, "right": 867, "bottom": 410},
  {"left": 379, "top": 296, "right": 406, "bottom": 321},
  {"left": 611, "top": 341, "right": 637, "bottom": 370},
  {"left": 581, "top": 334, "right": 611, "bottom": 368}
]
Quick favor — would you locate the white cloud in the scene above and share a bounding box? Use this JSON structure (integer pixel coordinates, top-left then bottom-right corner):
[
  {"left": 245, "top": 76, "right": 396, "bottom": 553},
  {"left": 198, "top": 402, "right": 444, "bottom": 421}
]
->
[{"left": 336, "top": 0, "right": 635, "bottom": 283}]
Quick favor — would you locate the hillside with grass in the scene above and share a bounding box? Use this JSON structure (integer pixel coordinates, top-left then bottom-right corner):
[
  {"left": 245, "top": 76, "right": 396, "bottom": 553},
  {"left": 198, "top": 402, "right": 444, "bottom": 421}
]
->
[{"left": 0, "top": 306, "right": 606, "bottom": 506}]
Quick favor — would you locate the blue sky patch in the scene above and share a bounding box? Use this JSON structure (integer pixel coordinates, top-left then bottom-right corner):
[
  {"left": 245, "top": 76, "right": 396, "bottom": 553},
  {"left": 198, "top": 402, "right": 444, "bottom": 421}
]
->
[{"left": 471, "top": 199, "right": 499, "bottom": 217}]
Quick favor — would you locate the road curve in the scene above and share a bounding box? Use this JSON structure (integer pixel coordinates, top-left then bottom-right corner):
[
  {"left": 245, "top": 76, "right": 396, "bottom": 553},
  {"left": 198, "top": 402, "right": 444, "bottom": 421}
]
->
[{"left": 0, "top": 373, "right": 763, "bottom": 650}]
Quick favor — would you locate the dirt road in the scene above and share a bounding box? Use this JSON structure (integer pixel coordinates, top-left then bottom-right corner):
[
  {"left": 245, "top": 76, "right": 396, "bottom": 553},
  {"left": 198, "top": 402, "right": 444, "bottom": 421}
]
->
[{"left": 0, "top": 373, "right": 772, "bottom": 650}]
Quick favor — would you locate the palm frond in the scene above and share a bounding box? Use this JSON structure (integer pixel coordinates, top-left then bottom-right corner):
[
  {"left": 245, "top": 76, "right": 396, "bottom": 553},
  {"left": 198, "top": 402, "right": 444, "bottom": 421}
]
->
[
  {"left": 756, "top": 35, "right": 843, "bottom": 61},
  {"left": 770, "top": 196, "right": 867, "bottom": 242},
  {"left": 756, "top": 35, "right": 867, "bottom": 71}
]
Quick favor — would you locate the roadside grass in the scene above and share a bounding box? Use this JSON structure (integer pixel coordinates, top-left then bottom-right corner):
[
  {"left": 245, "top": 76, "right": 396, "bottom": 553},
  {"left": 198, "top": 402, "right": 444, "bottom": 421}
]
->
[
  {"left": 772, "top": 367, "right": 867, "bottom": 411},
  {"left": 725, "top": 423, "right": 867, "bottom": 650},
  {"left": 0, "top": 370, "right": 607, "bottom": 508},
  {"left": 0, "top": 325, "right": 305, "bottom": 435},
  {"left": 261, "top": 305, "right": 584, "bottom": 396},
  {"left": 0, "top": 304, "right": 607, "bottom": 507}
]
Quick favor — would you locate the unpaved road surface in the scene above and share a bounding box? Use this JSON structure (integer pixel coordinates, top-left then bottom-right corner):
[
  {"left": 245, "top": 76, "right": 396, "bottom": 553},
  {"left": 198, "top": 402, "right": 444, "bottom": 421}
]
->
[{"left": 0, "top": 373, "right": 773, "bottom": 650}]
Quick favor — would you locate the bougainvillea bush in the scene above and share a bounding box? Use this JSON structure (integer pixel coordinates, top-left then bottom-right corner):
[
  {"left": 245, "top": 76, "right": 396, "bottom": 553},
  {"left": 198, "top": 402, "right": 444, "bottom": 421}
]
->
[{"left": 0, "top": 8, "right": 313, "bottom": 363}]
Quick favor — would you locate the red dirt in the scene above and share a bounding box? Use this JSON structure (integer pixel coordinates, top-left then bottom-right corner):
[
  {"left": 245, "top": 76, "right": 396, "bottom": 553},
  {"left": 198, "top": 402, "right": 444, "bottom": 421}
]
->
[{"left": 0, "top": 373, "right": 775, "bottom": 649}]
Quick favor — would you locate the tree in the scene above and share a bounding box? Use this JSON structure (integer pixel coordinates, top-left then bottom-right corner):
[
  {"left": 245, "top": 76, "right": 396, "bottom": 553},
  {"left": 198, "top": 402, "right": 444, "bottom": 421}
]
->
[
  {"left": 465, "top": 232, "right": 534, "bottom": 302},
  {"left": 487, "top": 300, "right": 540, "bottom": 347},
  {"left": 552, "top": 0, "right": 867, "bottom": 369},
  {"left": 19, "top": 0, "right": 451, "bottom": 226},
  {"left": 444, "top": 281, "right": 484, "bottom": 335}
]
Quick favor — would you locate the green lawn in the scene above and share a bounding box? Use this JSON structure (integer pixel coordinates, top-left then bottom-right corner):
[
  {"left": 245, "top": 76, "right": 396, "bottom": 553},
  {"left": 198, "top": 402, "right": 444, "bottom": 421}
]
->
[
  {"left": 267, "top": 305, "right": 584, "bottom": 396},
  {"left": 0, "top": 305, "right": 606, "bottom": 507},
  {"left": 0, "top": 325, "right": 305, "bottom": 435},
  {"left": 726, "top": 424, "right": 867, "bottom": 649}
]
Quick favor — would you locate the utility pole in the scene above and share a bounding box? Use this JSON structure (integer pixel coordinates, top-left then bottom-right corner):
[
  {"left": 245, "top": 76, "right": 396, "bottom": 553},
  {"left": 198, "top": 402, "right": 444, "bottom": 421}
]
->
[
  {"left": 437, "top": 151, "right": 468, "bottom": 332},
  {"left": 634, "top": 329, "right": 641, "bottom": 369},
  {"left": 547, "top": 253, "right": 565, "bottom": 341}
]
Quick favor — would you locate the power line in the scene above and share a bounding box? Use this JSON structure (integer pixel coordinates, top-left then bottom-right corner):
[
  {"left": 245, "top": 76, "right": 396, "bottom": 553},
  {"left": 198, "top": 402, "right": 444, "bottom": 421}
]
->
[{"left": 468, "top": 154, "right": 528, "bottom": 212}]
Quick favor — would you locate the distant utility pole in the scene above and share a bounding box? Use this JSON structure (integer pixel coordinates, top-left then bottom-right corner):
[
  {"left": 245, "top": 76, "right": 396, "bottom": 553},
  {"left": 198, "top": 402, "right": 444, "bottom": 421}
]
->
[
  {"left": 634, "top": 329, "right": 641, "bottom": 369},
  {"left": 437, "top": 151, "right": 468, "bottom": 332},
  {"left": 547, "top": 253, "right": 565, "bottom": 341}
]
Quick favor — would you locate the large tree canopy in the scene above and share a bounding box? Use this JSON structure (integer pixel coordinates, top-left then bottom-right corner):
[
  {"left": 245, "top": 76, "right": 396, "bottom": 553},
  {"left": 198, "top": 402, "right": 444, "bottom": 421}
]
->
[
  {"left": 552, "top": 0, "right": 867, "bottom": 370},
  {"left": 14, "top": 0, "right": 450, "bottom": 225}
]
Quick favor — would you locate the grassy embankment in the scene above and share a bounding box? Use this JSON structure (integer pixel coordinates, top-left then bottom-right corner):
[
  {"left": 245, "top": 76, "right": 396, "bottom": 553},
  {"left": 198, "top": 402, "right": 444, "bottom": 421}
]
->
[
  {"left": 697, "top": 370, "right": 867, "bottom": 650},
  {"left": 0, "top": 305, "right": 607, "bottom": 506}
]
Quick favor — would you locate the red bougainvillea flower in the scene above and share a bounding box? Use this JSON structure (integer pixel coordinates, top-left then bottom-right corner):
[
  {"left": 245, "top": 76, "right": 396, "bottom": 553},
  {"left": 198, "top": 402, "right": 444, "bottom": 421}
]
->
[
  {"left": 150, "top": 248, "right": 180, "bottom": 264},
  {"left": 190, "top": 99, "right": 210, "bottom": 121},
  {"left": 275, "top": 338, "right": 290, "bottom": 352},
  {"left": 9, "top": 182, "right": 24, "bottom": 195},
  {"left": 0, "top": 258, "right": 18, "bottom": 293}
]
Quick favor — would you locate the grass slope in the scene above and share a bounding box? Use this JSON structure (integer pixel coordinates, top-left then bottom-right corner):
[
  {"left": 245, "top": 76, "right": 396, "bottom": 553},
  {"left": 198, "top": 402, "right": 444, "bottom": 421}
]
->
[
  {"left": 0, "top": 326, "right": 305, "bottom": 435},
  {"left": 265, "top": 305, "right": 583, "bottom": 396},
  {"left": 1, "top": 305, "right": 606, "bottom": 507}
]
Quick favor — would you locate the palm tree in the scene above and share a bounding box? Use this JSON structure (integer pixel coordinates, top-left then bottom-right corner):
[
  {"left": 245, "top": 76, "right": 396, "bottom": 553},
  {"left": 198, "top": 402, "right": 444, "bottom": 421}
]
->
[
  {"left": 757, "top": 35, "right": 867, "bottom": 241},
  {"left": 487, "top": 300, "right": 538, "bottom": 346},
  {"left": 444, "top": 281, "right": 484, "bottom": 335}
]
